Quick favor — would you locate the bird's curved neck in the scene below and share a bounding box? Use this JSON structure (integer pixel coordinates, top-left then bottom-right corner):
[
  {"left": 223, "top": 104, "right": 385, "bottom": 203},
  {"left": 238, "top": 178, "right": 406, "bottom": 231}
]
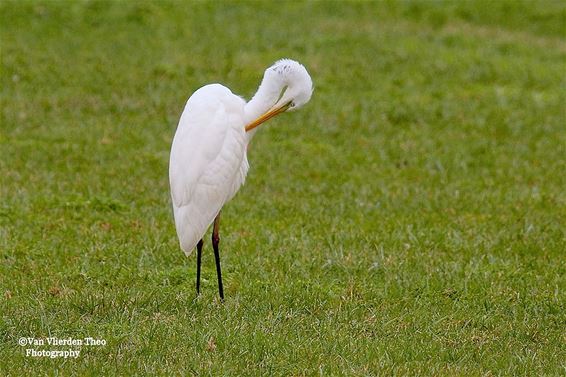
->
[{"left": 244, "top": 75, "right": 285, "bottom": 125}]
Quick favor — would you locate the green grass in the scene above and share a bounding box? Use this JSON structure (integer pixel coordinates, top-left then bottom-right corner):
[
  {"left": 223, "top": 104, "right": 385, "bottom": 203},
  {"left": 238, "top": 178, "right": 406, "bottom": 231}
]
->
[{"left": 1, "top": 1, "right": 565, "bottom": 375}]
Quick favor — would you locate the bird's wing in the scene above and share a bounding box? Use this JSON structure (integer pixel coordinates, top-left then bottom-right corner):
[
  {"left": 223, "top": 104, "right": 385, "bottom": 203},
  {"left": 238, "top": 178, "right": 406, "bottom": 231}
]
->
[
  {"left": 169, "top": 97, "right": 229, "bottom": 208},
  {"left": 169, "top": 85, "right": 247, "bottom": 254}
]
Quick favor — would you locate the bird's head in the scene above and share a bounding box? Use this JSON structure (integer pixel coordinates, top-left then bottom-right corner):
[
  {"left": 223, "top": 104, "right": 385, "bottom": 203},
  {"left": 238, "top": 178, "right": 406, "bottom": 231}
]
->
[
  {"left": 245, "top": 59, "right": 313, "bottom": 132},
  {"left": 268, "top": 59, "right": 313, "bottom": 111}
]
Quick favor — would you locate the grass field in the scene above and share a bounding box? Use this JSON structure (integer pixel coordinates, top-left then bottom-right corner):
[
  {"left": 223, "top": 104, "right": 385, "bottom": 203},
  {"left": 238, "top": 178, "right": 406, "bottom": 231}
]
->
[{"left": 1, "top": 1, "right": 565, "bottom": 375}]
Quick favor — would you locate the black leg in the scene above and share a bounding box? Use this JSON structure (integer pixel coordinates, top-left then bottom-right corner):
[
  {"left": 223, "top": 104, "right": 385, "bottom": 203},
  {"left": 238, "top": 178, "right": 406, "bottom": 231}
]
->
[
  {"left": 196, "top": 239, "right": 203, "bottom": 295},
  {"left": 212, "top": 213, "right": 224, "bottom": 301}
]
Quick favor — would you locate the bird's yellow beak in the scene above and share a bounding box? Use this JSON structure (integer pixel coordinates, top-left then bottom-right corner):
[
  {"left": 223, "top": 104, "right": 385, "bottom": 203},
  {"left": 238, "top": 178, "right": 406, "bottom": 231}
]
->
[{"left": 245, "top": 101, "right": 292, "bottom": 132}]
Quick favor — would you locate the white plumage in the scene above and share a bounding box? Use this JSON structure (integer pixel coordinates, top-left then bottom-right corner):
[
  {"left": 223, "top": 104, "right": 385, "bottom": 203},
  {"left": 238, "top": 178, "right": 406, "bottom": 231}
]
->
[
  {"left": 169, "top": 84, "right": 249, "bottom": 254},
  {"left": 169, "top": 59, "right": 313, "bottom": 259}
]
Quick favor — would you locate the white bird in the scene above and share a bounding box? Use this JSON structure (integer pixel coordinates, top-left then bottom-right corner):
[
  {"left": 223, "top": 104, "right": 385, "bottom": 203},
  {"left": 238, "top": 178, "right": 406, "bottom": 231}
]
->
[{"left": 169, "top": 59, "right": 313, "bottom": 300}]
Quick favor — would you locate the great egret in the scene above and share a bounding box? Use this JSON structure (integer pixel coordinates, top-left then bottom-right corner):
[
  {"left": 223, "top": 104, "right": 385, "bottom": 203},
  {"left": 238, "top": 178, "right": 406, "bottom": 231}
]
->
[{"left": 169, "top": 59, "right": 313, "bottom": 300}]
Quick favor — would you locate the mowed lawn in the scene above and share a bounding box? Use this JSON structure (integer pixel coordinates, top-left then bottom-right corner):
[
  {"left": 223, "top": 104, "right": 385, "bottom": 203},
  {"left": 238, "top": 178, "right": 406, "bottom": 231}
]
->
[{"left": 1, "top": 1, "right": 565, "bottom": 375}]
